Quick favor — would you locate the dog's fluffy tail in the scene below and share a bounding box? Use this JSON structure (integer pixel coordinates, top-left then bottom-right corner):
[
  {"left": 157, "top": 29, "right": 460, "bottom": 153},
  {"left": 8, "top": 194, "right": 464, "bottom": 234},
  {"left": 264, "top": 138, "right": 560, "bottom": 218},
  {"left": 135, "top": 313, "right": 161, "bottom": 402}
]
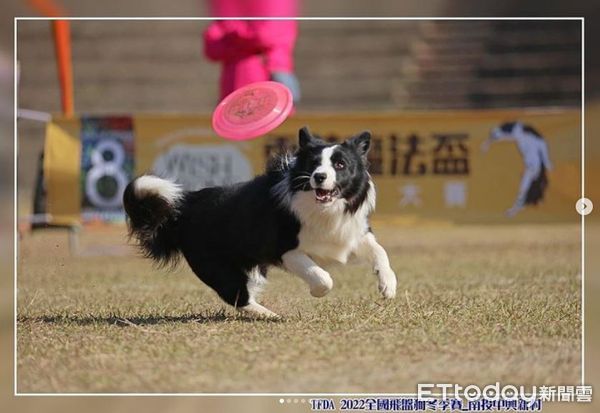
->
[{"left": 123, "top": 175, "right": 184, "bottom": 267}]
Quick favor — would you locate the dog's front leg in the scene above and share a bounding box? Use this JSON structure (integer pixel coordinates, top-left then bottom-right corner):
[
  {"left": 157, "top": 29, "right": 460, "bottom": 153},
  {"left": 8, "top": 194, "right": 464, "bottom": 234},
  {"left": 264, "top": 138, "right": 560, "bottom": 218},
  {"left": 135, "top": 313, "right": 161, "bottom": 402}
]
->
[
  {"left": 281, "top": 249, "right": 333, "bottom": 297},
  {"left": 356, "top": 232, "right": 397, "bottom": 299}
]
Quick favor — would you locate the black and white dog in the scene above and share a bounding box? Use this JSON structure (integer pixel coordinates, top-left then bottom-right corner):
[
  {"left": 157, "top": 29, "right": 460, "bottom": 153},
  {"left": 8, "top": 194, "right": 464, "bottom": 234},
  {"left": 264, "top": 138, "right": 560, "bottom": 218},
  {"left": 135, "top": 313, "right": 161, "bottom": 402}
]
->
[
  {"left": 482, "top": 121, "right": 552, "bottom": 217},
  {"left": 123, "top": 127, "right": 397, "bottom": 317}
]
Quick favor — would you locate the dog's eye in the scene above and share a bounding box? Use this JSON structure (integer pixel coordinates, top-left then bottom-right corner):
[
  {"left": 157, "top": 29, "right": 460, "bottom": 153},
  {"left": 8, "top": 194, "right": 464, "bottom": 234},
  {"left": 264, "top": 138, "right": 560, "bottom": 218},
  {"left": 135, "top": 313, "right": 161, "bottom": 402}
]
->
[{"left": 334, "top": 161, "right": 345, "bottom": 170}]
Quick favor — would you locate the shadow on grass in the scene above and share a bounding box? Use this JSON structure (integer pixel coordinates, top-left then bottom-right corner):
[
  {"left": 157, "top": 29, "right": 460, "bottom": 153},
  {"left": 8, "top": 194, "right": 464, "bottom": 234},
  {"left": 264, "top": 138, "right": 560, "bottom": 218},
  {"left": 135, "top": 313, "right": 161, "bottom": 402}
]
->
[{"left": 18, "top": 312, "right": 285, "bottom": 326}]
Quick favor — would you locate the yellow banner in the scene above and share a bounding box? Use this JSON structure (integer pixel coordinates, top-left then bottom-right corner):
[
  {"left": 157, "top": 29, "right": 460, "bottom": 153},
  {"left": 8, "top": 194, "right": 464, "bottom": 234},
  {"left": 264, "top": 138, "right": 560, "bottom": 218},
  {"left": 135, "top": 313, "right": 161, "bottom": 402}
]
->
[
  {"left": 43, "top": 118, "right": 81, "bottom": 226},
  {"left": 44, "top": 108, "right": 592, "bottom": 226}
]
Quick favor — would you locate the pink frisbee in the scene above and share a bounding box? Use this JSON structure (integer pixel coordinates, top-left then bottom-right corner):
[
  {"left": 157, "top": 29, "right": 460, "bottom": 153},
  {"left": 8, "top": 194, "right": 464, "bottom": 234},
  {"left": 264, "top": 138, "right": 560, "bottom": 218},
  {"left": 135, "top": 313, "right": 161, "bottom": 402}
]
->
[{"left": 212, "top": 81, "right": 294, "bottom": 141}]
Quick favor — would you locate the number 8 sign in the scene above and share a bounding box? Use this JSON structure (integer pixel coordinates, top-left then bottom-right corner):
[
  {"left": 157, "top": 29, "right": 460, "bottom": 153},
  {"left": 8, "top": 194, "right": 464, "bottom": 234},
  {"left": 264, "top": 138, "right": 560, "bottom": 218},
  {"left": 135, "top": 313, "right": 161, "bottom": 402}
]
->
[
  {"left": 80, "top": 116, "right": 134, "bottom": 214},
  {"left": 85, "top": 139, "right": 129, "bottom": 208}
]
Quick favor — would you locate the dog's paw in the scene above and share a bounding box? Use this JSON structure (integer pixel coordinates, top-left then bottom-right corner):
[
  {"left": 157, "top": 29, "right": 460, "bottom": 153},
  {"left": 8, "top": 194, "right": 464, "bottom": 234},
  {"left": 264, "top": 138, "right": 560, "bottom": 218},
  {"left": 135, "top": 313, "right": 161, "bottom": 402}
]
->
[
  {"left": 377, "top": 267, "right": 397, "bottom": 299},
  {"left": 505, "top": 206, "right": 522, "bottom": 217},
  {"left": 309, "top": 270, "right": 333, "bottom": 298}
]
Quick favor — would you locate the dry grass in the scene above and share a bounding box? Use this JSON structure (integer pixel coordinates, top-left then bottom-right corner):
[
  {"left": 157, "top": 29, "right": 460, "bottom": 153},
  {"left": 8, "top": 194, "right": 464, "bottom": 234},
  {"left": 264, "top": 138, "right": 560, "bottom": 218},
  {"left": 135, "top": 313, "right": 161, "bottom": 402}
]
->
[{"left": 16, "top": 223, "right": 581, "bottom": 393}]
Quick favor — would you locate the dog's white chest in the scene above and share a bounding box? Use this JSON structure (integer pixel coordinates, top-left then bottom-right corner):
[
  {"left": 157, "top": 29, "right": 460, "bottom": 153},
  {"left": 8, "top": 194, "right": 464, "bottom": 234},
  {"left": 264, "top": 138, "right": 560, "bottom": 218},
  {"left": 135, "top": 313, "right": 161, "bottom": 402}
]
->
[{"left": 289, "top": 191, "right": 371, "bottom": 264}]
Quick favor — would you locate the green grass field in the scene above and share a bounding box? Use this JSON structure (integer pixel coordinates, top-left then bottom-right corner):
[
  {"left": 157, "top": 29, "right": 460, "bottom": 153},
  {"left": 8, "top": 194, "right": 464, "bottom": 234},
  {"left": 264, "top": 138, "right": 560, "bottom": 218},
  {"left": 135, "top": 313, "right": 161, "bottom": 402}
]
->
[{"left": 16, "top": 223, "right": 581, "bottom": 393}]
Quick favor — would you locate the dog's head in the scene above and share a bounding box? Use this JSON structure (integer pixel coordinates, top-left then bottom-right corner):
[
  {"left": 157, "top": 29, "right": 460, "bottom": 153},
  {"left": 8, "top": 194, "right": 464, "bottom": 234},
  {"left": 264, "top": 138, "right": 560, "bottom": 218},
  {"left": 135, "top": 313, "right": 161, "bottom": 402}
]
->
[
  {"left": 287, "top": 126, "right": 372, "bottom": 212},
  {"left": 490, "top": 121, "right": 543, "bottom": 141}
]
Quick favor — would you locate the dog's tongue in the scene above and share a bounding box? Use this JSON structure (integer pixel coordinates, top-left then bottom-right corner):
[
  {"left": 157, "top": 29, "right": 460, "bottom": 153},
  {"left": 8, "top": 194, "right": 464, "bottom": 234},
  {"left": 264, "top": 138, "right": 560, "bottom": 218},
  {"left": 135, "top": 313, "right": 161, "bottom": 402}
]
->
[{"left": 315, "top": 188, "right": 332, "bottom": 202}]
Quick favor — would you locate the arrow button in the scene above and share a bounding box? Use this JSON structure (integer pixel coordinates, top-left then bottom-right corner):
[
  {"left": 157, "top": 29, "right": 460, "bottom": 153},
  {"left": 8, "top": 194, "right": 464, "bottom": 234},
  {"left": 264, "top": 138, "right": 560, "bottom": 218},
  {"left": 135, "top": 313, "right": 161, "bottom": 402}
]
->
[{"left": 576, "top": 198, "right": 593, "bottom": 216}]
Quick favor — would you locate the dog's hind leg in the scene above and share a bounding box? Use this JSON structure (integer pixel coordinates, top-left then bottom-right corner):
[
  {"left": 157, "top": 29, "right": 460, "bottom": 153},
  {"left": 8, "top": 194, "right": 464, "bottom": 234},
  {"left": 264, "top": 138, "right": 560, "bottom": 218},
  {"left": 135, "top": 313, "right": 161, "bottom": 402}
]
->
[
  {"left": 240, "top": 301, "right": 279, "bottom": 318},
  {"left": 188, "top": 261, "right": 278, "bottom": 318},
  {"left": 240, "top": 266, "right": 280, "bottom": 319}
]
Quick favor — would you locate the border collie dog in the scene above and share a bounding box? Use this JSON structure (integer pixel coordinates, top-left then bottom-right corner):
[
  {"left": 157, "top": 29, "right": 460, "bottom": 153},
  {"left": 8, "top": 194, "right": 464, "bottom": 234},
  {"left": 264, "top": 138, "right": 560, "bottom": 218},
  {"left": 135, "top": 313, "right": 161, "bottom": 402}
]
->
[
  {"left": 485, "top": 121, "right": 552, "bottom": 217},
  {"left": 123, "top": 127, "right": 397, "bottom": 317}
]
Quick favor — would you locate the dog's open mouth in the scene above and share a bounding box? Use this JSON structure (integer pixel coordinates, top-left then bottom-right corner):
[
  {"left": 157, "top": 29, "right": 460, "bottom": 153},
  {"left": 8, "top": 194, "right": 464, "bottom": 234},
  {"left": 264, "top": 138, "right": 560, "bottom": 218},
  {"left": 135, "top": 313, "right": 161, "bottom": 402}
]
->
[{"left": 314, "top": 188, "right": 340, "bottom": 203}]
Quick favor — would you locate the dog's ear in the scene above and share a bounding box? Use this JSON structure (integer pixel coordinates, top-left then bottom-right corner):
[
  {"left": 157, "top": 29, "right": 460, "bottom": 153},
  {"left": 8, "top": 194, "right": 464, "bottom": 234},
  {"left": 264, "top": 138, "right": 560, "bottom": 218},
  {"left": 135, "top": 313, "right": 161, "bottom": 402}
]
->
[
  {"left": 347, "top": 131, "right": 371, "bottom": 158},
  {"left": 298, "top": 126, "right": 314, "bottom": 149}
]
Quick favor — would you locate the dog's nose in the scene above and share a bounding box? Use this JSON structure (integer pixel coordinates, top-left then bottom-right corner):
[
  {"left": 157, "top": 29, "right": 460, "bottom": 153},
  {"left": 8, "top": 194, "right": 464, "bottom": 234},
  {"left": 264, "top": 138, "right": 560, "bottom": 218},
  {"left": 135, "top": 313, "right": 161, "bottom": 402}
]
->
[{"left": 313, "top": 172, "right": 326, "bottom": 184}]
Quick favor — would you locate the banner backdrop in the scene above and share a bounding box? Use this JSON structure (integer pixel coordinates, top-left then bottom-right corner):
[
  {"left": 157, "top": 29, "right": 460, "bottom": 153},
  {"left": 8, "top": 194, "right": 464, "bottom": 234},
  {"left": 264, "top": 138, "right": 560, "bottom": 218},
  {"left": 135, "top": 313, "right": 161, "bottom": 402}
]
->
[{"left": 43, "top": 108, "right": 593, "bottom": 226}]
